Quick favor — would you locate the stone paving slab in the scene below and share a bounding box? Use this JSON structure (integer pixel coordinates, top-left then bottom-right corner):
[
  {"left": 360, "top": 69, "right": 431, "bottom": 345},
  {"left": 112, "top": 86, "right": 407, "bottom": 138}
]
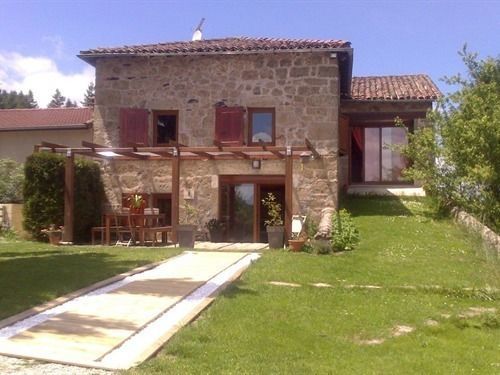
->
[{"left": 0, "top": 251, "right": 258, "bottom": 370}]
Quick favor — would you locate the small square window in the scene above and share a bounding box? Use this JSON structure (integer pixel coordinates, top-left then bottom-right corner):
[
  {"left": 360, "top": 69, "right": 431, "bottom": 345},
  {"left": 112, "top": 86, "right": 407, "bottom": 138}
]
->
[
  {"left": 154, "top": 110, "right": 178, "bottom": 146},
  {"left": 248, "top": 108, "right": 275, "bottom": 146}
]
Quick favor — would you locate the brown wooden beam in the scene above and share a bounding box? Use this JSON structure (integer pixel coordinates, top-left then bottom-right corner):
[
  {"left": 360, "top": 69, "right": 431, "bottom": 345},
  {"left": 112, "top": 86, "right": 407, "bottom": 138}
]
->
[
  {"left": 285, "top": 148, "right": 293, "bottom": 244},
  {"left": 189, "top": 151, "right": 214, "bottom": 159},
  {"left": 232, "top": 151, "right": 249, "bottom": 159},
  {"left": 305, "top": 138, "right": 321, "bottom": 159},
  {"left": 41, "top": 141, "right": 69, "bottom": 151},
  {"left": 258, "top": 139, "right": 284, "bottom": 159},
  {"left": 171, "top": 148, "right": 180, "bottom": 243},
  {"left": 63, "top": 151, "right": 75, "bottom": 243}
]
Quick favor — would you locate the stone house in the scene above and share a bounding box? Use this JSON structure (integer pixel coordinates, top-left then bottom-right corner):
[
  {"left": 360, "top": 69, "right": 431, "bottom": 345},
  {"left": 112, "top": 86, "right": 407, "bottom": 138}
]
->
[{"left": 77, "top": 37, "right": 441, "bottom": 243}]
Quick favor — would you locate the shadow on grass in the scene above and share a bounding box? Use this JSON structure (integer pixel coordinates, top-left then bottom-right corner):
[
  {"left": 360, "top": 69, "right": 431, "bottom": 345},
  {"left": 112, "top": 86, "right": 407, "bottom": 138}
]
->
[
  {"left": 0, "top": 250, "right": 67, "bottom": 258},
  {"left": 219, "top": 281, "right": 258, "bottom": 299},
  {"left": 343, "top": 196, "right": 414, "bottom": 217},
  {"left": 0, "top": 251, "right": 153, "bottom": 321}
]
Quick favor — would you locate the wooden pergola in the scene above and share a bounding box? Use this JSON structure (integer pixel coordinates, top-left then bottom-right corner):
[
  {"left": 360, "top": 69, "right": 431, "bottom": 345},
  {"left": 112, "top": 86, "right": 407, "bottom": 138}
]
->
[{"left": 35, "top": 139, "right": 319, "bottom": 244}]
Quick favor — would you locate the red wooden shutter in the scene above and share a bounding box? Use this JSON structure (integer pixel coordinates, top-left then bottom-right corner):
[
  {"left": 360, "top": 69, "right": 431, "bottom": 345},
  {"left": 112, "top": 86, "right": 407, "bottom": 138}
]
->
[
  {"left": 119, "top": 108, "right": 149, "bottom": 147},
  {"left": 215, "top": 107, "right": 244, "bottom": 145}
]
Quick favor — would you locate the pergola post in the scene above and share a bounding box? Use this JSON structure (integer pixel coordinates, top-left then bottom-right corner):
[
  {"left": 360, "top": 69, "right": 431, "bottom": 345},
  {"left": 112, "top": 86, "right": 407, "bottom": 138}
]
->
[
  {"left": 63, "top": 150, "right": 75, "bottom": 243},
  {"left": 284, "top": 146, "right": 293, "bottom": 244},
  {"left": 171, "top": 147, "right": 180, "bottom": 243}
]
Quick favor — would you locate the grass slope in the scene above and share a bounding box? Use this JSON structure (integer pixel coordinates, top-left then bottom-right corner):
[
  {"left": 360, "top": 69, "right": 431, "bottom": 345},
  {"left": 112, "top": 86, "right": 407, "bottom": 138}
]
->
[
  {"left": 0, "top": 241, "right": 180, "bottom": 320},
  {"left": 132, "top": 197, "right": 499, "bottom": 375}
]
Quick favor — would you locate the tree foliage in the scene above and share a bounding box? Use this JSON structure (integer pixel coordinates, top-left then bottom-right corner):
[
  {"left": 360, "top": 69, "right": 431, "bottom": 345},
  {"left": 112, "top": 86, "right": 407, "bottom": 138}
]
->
[
  {"left": 403, "top": 47, "right": 500, "bottom": 231},
  {"left": 0, "top": 89, "right": 38, "bottom": 109},
  {"left": 23, "top": 153, "right": 104, "bottom": 242},
  {"left": 64, "top": 98, "right": 77, "bottom": 107},
  {"left": 47, "top": 89, "right": 66, "bottom": 108},
  {"left": 0, "top": 159, "right": 24, "bottom": 203},
  {"left": 81, "top": 82, "right": 95, "bottom": 107}
]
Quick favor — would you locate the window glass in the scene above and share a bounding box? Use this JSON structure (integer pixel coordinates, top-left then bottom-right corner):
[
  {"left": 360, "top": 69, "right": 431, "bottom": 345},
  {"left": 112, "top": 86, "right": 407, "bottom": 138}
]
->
[
  {"left": 249, "top": 109, "right": 274, "bottom": 144},
  {"left": 364, "top": 128, "right": 380, "bottom": 182},
  {"left": 155, "top": 113, "right": 177, "bottom": 145}
]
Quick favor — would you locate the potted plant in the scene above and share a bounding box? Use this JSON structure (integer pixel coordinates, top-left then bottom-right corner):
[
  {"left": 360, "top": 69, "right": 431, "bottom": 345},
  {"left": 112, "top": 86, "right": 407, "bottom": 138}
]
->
[
  {"left": 126, "top": 193, "right": 146, "bottom": 213},
  {"left": 262, "top": 192, "right": 284, "bottom": 249},
  {"left": 288, "top": 231, "right": 307, "bottom": 252},
  {"left": 205, "top": 218, "right": 225, "bottom": 242},
  {"left": 41, "top": 224, "right": 63, "bottom": 245},
  {"left": 177, "top": 200, "right": 197, "bottom": 248}
]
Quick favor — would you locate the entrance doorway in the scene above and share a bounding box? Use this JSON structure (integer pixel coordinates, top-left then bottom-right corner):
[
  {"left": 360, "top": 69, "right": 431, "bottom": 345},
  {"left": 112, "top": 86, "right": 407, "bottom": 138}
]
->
[{"left": 219, "top": 176, "right": 285, "bottom": 243}]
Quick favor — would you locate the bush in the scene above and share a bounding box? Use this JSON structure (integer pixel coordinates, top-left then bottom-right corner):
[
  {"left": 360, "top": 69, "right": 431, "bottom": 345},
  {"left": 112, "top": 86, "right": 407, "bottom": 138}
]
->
[
  {"left": 0, "top": 159, "right": 24, "bottom": 203},
  {"left": 330, "top": 209, "right": 359, "bottom": 252},
  {"left": 23, "top": 153, "right": 104, "bottom": 242}
]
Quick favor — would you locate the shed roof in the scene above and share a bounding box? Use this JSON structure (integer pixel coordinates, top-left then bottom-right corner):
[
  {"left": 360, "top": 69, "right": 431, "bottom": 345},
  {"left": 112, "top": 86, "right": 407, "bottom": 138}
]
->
[
  {"left": 0, "top": 107, "right": 93, "bottom": 132},
  {"left": 349, "top": 74, "right": 442, "bottom": 101}
]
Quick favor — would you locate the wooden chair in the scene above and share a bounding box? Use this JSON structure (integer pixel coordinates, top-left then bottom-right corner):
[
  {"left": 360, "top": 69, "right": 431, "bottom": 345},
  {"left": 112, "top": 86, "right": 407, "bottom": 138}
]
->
[{"left": 115, "top": 209, "right": 136, "bottom": 247}]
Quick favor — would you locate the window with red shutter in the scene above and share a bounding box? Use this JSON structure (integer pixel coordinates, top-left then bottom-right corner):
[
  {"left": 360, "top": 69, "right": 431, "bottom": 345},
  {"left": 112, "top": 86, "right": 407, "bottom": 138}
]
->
[
  {"left": 119, "top": 108, "right": 149, "bottom": 147},
  {"left": 215, "top": 107, "right": 244, "bottom": 145}
]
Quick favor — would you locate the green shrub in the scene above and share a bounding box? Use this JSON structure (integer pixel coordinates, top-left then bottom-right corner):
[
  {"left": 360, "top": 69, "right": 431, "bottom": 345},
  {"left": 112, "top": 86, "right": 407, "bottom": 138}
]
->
[
  {"left": 0, "top": 158, "right": 24, "bottom": 203},
  {"left": 330, "top": 209, "right": 360, "bottom": 252},
  {"left": 23, "top": 153, "right": 104, "bottom": 242}
]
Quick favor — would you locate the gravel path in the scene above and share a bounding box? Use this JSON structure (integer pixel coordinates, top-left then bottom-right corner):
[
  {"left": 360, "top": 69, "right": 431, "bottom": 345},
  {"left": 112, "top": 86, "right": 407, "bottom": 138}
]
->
[{"left": 0, "top": 355, "right": 113, "bottom": 375}]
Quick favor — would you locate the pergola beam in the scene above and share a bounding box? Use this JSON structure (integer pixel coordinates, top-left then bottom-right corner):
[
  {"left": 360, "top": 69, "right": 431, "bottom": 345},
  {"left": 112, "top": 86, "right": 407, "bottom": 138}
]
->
[{"left": 305, "top": 138, "right": 321, "bottom": 159}]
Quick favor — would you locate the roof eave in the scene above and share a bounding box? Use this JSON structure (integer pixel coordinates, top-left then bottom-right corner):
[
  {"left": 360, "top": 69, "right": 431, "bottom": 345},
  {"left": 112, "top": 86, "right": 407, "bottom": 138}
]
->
[
  {"left": 77, "top": 46, "right": 353, "bottom": 66},
  {"left": 0, "top": 123, "right": 92, "bottom": 132}
]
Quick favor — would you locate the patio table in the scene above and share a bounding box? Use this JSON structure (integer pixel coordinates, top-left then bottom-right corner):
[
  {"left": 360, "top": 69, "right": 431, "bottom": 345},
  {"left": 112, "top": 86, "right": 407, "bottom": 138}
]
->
[{"left": 104, "top": 212, "right": 166, "bottom": 245}]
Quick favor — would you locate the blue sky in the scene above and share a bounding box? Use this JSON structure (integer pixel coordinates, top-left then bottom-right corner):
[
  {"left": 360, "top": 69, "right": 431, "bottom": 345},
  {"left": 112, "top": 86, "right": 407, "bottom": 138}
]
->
[{"left": 0, "top": 0, "right": 498, "bottom": 106}]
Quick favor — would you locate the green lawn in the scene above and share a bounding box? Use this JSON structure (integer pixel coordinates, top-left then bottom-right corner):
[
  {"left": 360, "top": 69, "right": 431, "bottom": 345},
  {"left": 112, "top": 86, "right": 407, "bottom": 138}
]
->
[
  {"left": 130, "top": 197, "right": 499, "bottom": 375},
  {"left": 0, "top": 241, "right": 180, "bottom": 320}
]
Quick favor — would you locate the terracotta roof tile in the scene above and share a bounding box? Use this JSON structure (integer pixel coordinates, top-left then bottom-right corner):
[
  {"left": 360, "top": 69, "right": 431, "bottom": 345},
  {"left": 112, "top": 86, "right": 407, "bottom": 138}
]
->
[
  {"left": 0, "top": 107, "right": 93, "bottom": 131},
  {"left": 79, "top": 37, "right": 351, "bottom": 58},
  {"left": 350, "top": 74, "right": 442, "bottom": 101}
]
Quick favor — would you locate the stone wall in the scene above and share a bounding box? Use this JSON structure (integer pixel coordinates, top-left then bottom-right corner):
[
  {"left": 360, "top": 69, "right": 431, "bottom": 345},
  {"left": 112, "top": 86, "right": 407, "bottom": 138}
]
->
[{"left": 93, "top": 52, "right": 340, "bottom": 224}]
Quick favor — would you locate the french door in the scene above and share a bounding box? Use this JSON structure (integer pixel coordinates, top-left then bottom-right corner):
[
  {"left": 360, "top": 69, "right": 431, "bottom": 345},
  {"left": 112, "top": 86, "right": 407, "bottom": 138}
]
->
[
  {"left": 219, "top": 176, "right": 285, "bottom": 242},
  {"left": 351, "top": 127, "right": 408, "bottom": 183}
]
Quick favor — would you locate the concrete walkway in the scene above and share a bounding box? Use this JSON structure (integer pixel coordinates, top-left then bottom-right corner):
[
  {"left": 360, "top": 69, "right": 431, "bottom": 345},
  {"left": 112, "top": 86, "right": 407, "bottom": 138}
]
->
[{"left": 0, "top": 251, "right": 259, "bottom": 370}]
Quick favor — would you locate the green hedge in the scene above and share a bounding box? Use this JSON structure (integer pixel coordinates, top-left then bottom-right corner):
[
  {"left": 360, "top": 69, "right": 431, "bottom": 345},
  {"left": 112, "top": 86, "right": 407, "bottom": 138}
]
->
[
  {"left": 0, "top": 158, "right": 24, "bottom": 203},
  {"left": 23, "top": 153, "right": 104, "bottom": 242}
]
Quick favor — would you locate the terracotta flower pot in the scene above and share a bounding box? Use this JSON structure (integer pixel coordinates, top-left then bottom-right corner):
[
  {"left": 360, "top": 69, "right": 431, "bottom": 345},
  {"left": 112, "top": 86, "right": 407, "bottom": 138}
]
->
[
  {"left": 47, "top": 231, "right": 62, "bottom": 246},
  {"left": 288, "top": 239, "right": 305, "bottom": 252}
]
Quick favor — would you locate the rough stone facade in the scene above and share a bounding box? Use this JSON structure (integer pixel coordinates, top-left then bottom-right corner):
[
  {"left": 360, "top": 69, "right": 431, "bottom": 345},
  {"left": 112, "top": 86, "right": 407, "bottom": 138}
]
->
[{"left": 93, "top": 52, "right": 340, "bottom": 226}]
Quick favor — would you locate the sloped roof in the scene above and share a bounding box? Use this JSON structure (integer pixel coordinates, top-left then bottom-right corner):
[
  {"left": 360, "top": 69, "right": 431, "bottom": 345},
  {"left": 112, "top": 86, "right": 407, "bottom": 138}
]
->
[
  {"left": 0, "top": 107, "right": 93, "bottom": 131},
  {"left": 79, "top": 37, "right": 351, "bottom": 60},
  {"left": 349, "top": 74, "right": 442, "bottom": 101}
]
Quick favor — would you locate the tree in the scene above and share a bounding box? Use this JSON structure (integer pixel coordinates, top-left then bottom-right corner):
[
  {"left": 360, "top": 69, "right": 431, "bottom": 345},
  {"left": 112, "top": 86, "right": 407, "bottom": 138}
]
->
[
  {"left": 64, "top": 98, "right": 77, "bottom": 107},
  {"left": 0, "top": 89, "right": 38, "bottom": 109},
  {"left": 403, "top": 46, "right": 500, "bottom": 231},
  {"left": 81, "top": 82, "right": 95, "bottom": 107},
  {"left": 47, "top": 89, "right": 66, "bottom": 108}
]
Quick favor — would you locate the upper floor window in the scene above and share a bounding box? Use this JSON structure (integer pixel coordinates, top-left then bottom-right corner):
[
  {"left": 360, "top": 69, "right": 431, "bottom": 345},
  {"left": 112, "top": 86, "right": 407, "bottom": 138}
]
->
[
  {"left": 248, "top": 108, "right": 275, "bottom": 146},
  {"left": 215, "top": 106, "right": 245, "bottom": 146},
  {"left": 154, "top": 110, "right": 178, "bottom": 146}
]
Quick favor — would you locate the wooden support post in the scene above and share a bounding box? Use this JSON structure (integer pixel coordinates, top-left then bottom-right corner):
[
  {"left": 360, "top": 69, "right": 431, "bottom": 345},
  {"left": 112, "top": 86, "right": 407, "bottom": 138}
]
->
[
  {"left": 171, "top": 147, "right": 180, "bottom": 243},
  {"left": 63, "top": 151, "right": 75, "bottom": 243},
  {"left": 285, "top": 146, "right": 293, "bottom": 244}
]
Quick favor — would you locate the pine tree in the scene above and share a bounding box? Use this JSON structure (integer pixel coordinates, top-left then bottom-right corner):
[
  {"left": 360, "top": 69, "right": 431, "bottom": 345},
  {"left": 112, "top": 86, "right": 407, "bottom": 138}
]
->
[
  {"left": 64, "top": 98, "right": 77, "bottom": 108},
  {"left": 81, "top": 82, "right": 95, "bottom": 107},
  {"left": 48, "top": 89, "right": 66, "bottom": 108},
  {"left": 27, "top": 90, "right": 38, "bottom": 108},
  {"left": 0, "top": 89, "right": 38, "bottom": 108}
]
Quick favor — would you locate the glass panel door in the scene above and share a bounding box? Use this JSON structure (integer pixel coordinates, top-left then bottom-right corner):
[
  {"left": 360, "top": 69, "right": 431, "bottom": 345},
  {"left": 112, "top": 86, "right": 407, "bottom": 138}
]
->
[
  {"left": 220, "top": 183, "right": 255, "bottom": 242},
  {"left": 381, "top": 127, "right": 407, "bottom": 181},
  {"left": 364, "top": 128, "right": 381, "bottom": 182}
]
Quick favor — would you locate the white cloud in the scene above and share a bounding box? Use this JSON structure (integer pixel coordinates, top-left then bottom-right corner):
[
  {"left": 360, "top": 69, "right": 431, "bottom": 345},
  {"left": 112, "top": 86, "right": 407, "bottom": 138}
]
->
[{"left": 0, "top": 52, "right": 94, "bottom": 107}]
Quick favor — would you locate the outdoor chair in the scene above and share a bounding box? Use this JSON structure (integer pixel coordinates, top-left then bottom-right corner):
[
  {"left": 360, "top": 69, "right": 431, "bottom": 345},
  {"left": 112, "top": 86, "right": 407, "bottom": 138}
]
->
[
  {"left": 115, "top": 209, "right": 136, "bottom": 247},
  {"left": 143, "top": 207, "right": 172, "bottom": 246},
  {"left": 92, "top": 207, "right": 127, "bottom": 245}
]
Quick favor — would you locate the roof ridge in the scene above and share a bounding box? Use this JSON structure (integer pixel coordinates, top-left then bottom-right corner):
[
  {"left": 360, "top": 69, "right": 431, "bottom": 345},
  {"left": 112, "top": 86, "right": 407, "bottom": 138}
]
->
[{"left": 0, "top": 107, "right": 91, "bottom": 112}]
